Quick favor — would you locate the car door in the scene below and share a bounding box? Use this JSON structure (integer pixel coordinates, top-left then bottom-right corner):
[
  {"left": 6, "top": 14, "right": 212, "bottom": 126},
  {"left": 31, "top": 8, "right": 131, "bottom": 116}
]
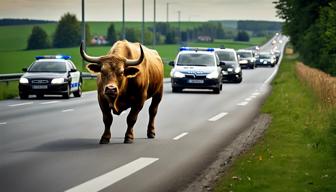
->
[{"left": 66, "top": 61, "right": 80, "bottom": 92}]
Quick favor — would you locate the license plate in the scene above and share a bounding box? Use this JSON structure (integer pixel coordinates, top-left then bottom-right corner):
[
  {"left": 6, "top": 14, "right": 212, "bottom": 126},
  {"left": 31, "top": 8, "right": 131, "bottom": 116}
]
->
[
  {"left": 32, "top": 85, "right": 48, "bottom": 89},
  {"left": 263, "top": 61, "right": 268, "bottom": 64},
  {"left": 188, "top": 79, "right": 204, "bottom": 84}
]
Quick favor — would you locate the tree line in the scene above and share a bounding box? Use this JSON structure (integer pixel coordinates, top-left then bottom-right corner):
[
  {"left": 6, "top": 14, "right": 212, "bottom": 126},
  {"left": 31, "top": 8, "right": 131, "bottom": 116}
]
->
[
  {"left": 274, "top": 0, "right": 336, "bottom": 76},
  {"left": 27, "top": 13, "right": 252, "bottom": 50}
]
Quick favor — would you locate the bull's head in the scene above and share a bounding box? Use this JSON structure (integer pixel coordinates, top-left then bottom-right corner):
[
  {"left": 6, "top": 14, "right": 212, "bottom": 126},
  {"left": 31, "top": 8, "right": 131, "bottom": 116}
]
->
[{"left": 80, "top": 42, "right": 144, "bottom": 102}]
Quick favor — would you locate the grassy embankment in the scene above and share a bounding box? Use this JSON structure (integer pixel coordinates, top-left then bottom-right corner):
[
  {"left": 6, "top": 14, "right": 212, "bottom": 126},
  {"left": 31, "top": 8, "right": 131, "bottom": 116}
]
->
[
  {"left": 0, "top": 23, "right": 267, "bottom": 100},
  {"left": 214, "top": 51, "right": 336, "bottom": 191}
]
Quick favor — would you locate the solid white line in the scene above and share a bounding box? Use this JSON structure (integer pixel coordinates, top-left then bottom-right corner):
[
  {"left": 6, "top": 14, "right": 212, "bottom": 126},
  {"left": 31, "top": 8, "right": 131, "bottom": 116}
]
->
[
  {"left": 65, "top": 157, "right": 159, "bottom": 192},
  {"left": 62, "top": 109, "right": 74, "bottom": 113},
  {"left": 8, "top": 102, "right": 33, "bottom": 107},
  {"left": 208, "top": 112, "right": 228, "bottom": 122},
  {"left": 40, "top": 101, "right": 60, "bottom": 105},
  {"left": 237, "top": 101, "right": 249, "bottom": 106},
  {"left": 0, "top": 122, "right": 7, "bottom": 125},
  {"left": 173, "top": 132, "right": 189, "bottom": 140},
  {"left": 264, "top": 66, "right": 279, "bottom": 84}
]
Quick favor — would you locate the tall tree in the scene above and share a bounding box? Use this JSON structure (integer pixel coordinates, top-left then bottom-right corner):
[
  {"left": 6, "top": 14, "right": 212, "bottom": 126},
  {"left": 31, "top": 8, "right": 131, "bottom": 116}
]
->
[
  {"left": 106, "top": 23, "right": 117, "bottom": 45},
  {"left": 27, "top": 26, "right": 50, "bottom": 50},
  {"left": 53, "top": 13, "right": 81, "bottom": 48}
]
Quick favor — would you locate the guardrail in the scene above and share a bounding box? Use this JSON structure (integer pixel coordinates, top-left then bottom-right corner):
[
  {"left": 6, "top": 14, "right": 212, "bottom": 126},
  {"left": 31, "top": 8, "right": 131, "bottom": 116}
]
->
[{"left": 0, "top": 72, "right": 97, "bottom": 83}]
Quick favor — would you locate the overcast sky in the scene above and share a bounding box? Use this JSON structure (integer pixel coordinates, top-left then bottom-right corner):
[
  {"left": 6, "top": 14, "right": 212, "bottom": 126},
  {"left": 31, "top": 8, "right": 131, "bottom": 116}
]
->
[{"left": 0, "top": 0, "right": 280, "bottom": 22}]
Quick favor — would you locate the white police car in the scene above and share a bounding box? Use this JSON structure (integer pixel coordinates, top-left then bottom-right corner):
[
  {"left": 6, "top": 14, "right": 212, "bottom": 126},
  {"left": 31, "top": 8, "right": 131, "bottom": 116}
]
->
[
  {"left": 19, "top": 55, "right": 82, "bottom": 99},
  {"left": 168, "top": 47, "right": 223, "bottom": 94}
]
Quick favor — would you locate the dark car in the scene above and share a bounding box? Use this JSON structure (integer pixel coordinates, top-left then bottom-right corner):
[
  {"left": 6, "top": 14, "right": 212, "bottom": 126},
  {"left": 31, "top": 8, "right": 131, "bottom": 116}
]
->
[
  {"left": 215, "top": 48, "right": 242, "bottom": 83},
  {"left": 169, "top": 47, "right": 223, "bottom": 94},
  {"left": 19, "top": 55, "right": 82, "bottom": 99},
  {"left": 237, "top": 49, "right": 256, "bottom": 69},
  {"left": 255, "top": 52, "right": 276, "bottom": 67}
]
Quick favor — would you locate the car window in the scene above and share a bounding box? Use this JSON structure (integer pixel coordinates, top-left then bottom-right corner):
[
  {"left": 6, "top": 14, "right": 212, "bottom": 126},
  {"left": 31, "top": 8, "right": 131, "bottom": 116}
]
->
[
  {"left": 259, "top": 53, "right": 271, "bottom": 59},
  {"left": 216, "top": 51, "right": 236, "bottom": 61},
  {"left": 28, "top": 61, "right": 67, "bottom": 72},
  {"left": 237, "top": 52, "right": 252, "bottom": 58},
  {"left": 177, "top": 53, "right": 215, "bottom": 66}
]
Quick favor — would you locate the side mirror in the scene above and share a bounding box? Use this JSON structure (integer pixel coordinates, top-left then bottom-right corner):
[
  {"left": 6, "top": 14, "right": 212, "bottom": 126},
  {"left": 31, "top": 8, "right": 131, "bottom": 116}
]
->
[
  {"left": 22, "top": 68, "right": 27, "bottom": 72},
  {"left": 220, "top": 61, "right": 226, "bottom": 66},
  {"left": 70, "top": 68, "right": 77, "bottom": 72},
  {"left": 168, "top": 61, "right": 175, "bottom": 66}
]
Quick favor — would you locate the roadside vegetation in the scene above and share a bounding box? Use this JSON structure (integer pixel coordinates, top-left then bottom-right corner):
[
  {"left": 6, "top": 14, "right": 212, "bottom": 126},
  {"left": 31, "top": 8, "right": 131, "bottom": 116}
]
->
[{"left": 214, "top": 52, "right": 336, "bottom": 191}]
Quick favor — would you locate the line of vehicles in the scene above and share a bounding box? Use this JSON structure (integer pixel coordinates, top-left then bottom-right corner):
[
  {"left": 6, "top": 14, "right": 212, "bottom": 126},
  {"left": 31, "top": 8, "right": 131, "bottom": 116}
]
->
[
  {"left": 169, "top": 45, "right": 281, "bottom": 94},
  {"left": 17, "top": 40, "right": 281, "bottom": 99}
]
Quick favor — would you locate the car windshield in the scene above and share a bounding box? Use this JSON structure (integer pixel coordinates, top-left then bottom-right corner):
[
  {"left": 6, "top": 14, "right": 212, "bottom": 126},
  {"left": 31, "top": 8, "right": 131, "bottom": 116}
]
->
[
  {"left": 216, "top": 51, "right": 236, "bottom": 62},
  {"left": 237, "top": 52, "right": 252, "bottom": 58},
  {"left": 28, "top": 61, "right": 67, "bottom": 72},
  {"left": 259, "top": 53, "right": 271, "bottom": 59},
  {"left": 177, "top": 53, "right": 215, "bottom": 66}
]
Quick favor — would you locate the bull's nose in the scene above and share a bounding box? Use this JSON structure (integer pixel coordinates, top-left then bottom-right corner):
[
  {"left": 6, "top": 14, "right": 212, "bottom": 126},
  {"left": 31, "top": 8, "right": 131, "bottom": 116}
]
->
[{"left": 104, "top": 85, "right": 118, "bottom": 97}]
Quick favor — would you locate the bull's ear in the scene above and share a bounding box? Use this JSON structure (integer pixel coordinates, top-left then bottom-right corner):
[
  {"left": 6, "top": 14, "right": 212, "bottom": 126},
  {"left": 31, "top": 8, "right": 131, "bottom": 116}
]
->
[
  {"left": 124, "top": 67, "right": 140, "bottom": 78},
  {"left": 86, "top": 63, "right": 101, "bottom": 73}
]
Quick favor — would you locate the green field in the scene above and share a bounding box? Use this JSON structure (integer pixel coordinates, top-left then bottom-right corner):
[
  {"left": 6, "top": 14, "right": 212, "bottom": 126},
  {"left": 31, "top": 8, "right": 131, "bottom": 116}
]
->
[{"left": 214, "top": 55, "right": 336, "bottom": 191}]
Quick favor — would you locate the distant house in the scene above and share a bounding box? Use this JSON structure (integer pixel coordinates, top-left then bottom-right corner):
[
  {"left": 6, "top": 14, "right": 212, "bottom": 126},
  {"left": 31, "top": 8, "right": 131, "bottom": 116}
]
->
[
  {"left": 197, "top": 35, "right": 213, "bottom": 42},
  {"left": 91, "top": 35, "right": 108, "bottom": 45}
]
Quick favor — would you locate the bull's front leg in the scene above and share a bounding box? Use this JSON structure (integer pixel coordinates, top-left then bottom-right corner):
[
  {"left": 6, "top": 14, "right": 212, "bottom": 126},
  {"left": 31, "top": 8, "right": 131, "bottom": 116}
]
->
[
  {"left": 125, "top": 105, "right": 143, "bottom": 144},
  {"left": 147, "top": 91, "right": 162, "bottom": 139},
  {"left": 100, "top": 109, "right": 112, "bottom": 144}
]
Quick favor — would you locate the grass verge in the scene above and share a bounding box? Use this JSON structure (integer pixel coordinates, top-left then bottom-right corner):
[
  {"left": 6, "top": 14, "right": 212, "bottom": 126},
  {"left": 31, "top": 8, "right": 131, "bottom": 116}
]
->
[{"left": 214, "top": 55, "right": 336, "bottom": 191}]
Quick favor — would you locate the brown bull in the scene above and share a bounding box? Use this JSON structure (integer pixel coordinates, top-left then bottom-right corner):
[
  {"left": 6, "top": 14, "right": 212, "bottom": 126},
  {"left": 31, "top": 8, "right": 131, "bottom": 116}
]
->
[{"left": 80, "top": 40, "right": 163, "bottom": 144}]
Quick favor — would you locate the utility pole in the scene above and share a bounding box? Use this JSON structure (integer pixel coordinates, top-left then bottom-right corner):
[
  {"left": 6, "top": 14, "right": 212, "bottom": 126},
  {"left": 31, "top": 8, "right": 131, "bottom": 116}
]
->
[
  {"left": 178, "top": 10, "right": 181, "bottom": 45},
  {"left": 81, "top": 0, "right": 86, "bottom": 70},
  {"left": 141, "top": 0, "right": 145, "bottom": 44},
  {"left": 153, "top": 0, "right": 156, "bottom": 47},
  {"left": 122, "top": 0, "right": 126, "bottom": 39}
]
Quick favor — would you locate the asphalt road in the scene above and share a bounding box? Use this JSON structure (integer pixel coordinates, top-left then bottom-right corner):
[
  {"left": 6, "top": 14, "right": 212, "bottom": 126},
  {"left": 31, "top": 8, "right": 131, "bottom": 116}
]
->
[{"left": 0, "top": 35, "right": 288, "bottom": 192}]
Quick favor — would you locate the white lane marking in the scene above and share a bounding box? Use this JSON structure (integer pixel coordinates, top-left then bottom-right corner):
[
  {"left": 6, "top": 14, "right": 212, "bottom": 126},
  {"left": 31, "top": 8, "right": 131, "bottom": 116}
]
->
[
  {"left": 208, "top": 112, "right": 228, "bottom": 122},
  {"left": 65, "top": 157, "right": 159, "bottom": 192},
  {"left": 264, "top": 66, "right": 279, "bottom": 84},
  {"left": 250, "top": 95, "right": 257, "bottom": 98},
  {"left": 245, "top": 98, "right": 253, "bottom": 101},
  {"left": 173, "top": 132, "right": 189, "bottom": 140},
  {"left": 8, "top": 102, "right": 33, "bottom": 107},
  {"left": 62, "top": 109, "right": 74, "bottom": 113},
  {"left": 40, "top": 101, "right": 60, "bottom": 105},
  {"left": 237, "top": 102, "right": 249, "bottom": 106},
  {"left": 0, "top": 122, "right": 7, "bottom": 125},
  {"left": 252, "top": 92, "right": 260, "bottom": 96}
]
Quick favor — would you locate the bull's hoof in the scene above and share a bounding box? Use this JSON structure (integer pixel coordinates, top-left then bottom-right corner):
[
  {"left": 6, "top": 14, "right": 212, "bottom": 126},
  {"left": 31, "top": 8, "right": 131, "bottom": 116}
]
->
[
  {"left": 99, "top": 137, "right": 110, "bottom": 144},
  {"left": 124, "top": 137, "right": 134, "bottom": 144},
  {"left": 147, "top": 132, "right": 155, "bottom": 139}
]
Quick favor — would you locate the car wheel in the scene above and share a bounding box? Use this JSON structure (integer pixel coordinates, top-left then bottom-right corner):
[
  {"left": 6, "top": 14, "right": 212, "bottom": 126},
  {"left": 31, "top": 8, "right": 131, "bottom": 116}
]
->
[
  {"left": 271, "top": 64, "right": 275, "bottom": 68},
  {"left": 19, "top": 93, "right": 28, "bottom": 99},
  {"left": 63, "top": 85, "right": 70, "bottom": 99},
  {"left": 235, "top": 77, "right": 242, "bottom": 83},
  {"left": 73, "top": 84, "right": 82, "bottom": 97},
  {"left": 213, "top": 87, "right": 220, "bottom": 94},
  {"left": 172, "top": 87, "right": 182, "bottom": 93}
]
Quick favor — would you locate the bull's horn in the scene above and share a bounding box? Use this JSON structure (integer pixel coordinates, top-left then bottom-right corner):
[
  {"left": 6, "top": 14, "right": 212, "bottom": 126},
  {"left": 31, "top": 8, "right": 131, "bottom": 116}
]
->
[
  {"left": 80, "top": 41, "right": 100, "bottom": 63},
  {"left": 125, "top": 44, "right": 144, "bottom": 66}
]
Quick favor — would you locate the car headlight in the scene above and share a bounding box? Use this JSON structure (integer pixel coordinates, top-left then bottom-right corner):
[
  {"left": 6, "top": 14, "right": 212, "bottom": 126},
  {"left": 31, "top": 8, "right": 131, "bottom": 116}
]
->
[
  {"left": 240, "top": 60, "right": 248, "bottom": 64},
  {"left": 172, "top": 71, "right": 185, "bottom": 78},
  {"left": 51, "top": 78, "right": 65, "bottom": 84},
  {"left": 19, "top": 77, "right": 29, "bottom": 84},
  {"left": 235, "top": 67, "right": 241, "bottom": 73},
  {"left": 206, "top": 71, "right": 219, "bottom": 79},
  {"left": 227, "top": 68, "right": 234, "bottom": 72}
]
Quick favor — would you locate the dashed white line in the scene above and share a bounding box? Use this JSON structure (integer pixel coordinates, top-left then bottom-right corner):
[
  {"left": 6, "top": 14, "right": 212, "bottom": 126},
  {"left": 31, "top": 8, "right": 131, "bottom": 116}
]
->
[
  {"left": 245, "top": 98, "right": 253, "bottom": 101},
  {"left": 62, "top": 109, "right": 74, "bottom": 113},
  {"left": 252, "top": 92, "right": 260, "bottom": 96},
  {"left": 8, "top": 102, "right": 33, "bottom": 107},
  {"left": 173, "top": 132, "right": 189, "bottom": 140},
  {"left": 65, "top": 157, "right": 159, "bottom": 192},
  {"left": 0, "top": 122, "right": 7, "bottom": 125},
  {"left": 237, "top": 101, "right": 249, "bottom": 106},
  {"left": 40, "top": 101, "right": 60, "bottom": 105},
  {"left": 208, "top": 112, "right": 228, "bottom": 122}
]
